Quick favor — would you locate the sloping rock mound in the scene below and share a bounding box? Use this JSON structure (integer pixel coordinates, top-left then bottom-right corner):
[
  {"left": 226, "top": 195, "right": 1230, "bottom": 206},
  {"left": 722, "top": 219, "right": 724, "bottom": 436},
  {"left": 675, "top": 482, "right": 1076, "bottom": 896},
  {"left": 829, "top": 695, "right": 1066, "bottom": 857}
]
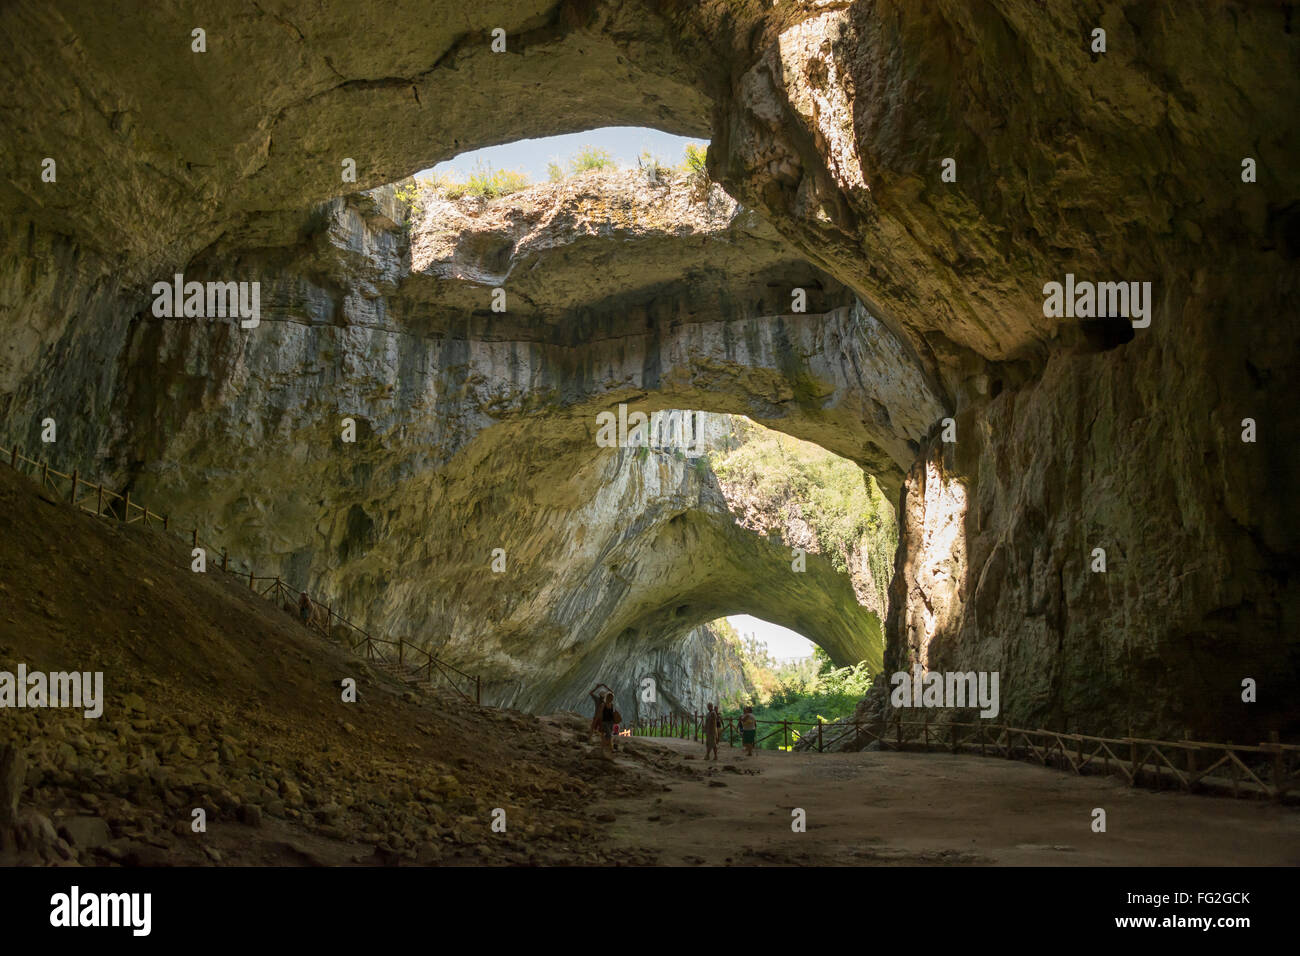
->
[{"left": 0, "top": 463, "right": 625, "bottom": 865}]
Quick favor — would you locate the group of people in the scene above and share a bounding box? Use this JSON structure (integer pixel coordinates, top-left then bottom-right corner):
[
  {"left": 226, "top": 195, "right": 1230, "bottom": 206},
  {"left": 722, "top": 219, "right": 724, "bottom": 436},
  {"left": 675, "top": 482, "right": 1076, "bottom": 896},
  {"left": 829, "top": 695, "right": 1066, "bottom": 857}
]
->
[
  {"left": 588, "top": 685, "right": 760, "bottom": 760},
  {"left": 703, "top": 703, "right": 759, "bottom": 759}
]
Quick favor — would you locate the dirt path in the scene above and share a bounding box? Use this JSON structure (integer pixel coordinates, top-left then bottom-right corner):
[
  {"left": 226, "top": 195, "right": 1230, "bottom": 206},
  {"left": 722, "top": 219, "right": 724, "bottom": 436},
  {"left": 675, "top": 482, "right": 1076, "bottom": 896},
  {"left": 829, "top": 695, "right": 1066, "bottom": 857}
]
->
[{"left": 593, "top": 736, "right": 1300, "bottom": 866}]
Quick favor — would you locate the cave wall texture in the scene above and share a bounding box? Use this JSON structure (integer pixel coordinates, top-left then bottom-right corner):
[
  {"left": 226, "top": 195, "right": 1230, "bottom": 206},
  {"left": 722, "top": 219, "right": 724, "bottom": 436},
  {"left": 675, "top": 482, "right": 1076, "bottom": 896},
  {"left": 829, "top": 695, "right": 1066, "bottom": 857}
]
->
[{"left": 1, "top": 0, "right": 1296, "bottom": 736}]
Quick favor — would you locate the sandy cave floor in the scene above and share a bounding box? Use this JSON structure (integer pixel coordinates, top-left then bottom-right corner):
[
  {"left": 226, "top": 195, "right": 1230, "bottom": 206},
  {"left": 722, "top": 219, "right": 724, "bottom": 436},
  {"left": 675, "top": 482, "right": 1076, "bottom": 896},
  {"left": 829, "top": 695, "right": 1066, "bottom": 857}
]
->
[{"left": 588, "top": 736, "right": 1300, "bottom": 866}]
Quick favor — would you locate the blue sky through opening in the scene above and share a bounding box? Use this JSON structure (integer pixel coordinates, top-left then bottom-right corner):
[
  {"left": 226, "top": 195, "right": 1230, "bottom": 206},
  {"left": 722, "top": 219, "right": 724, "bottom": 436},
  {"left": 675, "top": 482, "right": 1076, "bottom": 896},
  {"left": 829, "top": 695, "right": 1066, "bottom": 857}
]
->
[
  {"left": 727, "top": 615, "right": 816, "bottom": 661},
  {"left": 417, "top": 126, "right": 705, "bottom": 184}
]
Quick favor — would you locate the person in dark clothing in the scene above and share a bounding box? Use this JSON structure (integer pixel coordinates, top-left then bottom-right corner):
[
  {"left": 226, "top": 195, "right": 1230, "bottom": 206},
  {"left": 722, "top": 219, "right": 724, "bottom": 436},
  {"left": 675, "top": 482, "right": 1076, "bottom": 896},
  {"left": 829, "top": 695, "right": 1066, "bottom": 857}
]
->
[
  {"left": 599, "top": 692, "right": 618, "bottom": 760},
  {"left": 704, "top": 703, "right": 720, "bottom": 761},
  {"left": 589, "top": 683, "right": 612, "bottom": 738}
]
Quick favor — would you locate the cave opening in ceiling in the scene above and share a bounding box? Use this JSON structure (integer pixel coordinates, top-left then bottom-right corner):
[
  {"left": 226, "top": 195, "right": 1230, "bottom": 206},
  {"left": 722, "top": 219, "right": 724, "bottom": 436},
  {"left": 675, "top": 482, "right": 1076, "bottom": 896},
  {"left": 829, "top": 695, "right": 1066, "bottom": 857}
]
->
[
  {"left": 420, "top": 126, "right": 707, "bottom": 189},
  {"left": 392, "top": 126, "right": 711, "bottom": 209}
]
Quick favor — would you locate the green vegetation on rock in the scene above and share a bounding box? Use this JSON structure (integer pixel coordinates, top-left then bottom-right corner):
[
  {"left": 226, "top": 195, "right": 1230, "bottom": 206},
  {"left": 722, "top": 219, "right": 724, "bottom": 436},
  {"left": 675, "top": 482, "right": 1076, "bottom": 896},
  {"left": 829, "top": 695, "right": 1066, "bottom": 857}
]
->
[
  {"left": 705, "top": 417, "right": 896, "bottom": 613},
  {"left": 567, "top": 145, "right": 616, "bottom": 175},
  {"left": 395, "top": 163, "right": 533, "bottom": 220},
  {"left": 718, "top": 641, "right": 873, "bottom": 750}
]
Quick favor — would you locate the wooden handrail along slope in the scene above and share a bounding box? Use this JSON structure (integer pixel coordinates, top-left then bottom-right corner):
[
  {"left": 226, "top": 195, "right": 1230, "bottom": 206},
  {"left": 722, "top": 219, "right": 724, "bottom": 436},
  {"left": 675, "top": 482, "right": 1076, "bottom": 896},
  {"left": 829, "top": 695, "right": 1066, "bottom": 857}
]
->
[{"left": 4, "top": 443, "right": 482, "bottom": 706}]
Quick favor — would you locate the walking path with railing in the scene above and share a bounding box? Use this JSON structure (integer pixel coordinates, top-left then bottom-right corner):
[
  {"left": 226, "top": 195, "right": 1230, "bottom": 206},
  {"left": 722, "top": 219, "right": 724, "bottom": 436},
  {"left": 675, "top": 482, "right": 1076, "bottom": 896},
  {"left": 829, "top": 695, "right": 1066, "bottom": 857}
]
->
[
  {"left": 635, "top": 711, "right": 1300, "bottom": 802},
  {"left": 3, "top": 443, "right": 482, "bottom": 705}
]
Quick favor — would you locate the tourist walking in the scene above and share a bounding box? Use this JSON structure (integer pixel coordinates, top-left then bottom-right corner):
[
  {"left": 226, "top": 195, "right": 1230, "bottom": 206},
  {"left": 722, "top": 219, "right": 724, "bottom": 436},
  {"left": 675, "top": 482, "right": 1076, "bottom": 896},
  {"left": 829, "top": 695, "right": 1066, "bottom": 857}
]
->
[
  {"left": 741, "top": 705, "right": 757, "bottom": 756},
  {"left": 598, "top": 692, "right": 619, "bottom": 760},
  {"left": 705, "top": 702, "right": 720, "bottom": 761},
  {"left": 588, "top": 683, "right": 612, "bottom": 738}
]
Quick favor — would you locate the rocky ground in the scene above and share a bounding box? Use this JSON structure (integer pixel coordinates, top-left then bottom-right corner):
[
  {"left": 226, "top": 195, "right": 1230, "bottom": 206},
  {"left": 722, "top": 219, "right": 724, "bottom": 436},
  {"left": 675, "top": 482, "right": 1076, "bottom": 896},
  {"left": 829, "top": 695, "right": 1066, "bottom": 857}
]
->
[{"left": 0, "top": 464, "right": 672, "bottom": 866}]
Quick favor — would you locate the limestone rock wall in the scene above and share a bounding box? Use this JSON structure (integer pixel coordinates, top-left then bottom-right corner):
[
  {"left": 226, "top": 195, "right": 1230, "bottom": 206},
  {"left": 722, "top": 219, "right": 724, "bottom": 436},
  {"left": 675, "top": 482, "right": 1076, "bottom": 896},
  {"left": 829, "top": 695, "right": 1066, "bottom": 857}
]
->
[
  {"left": 2, "top": 175, "right": 899, "bottom": 714},
  {"left": 698, "top": 0, "right": 1300, "bottom": 739},
  {"left": 887, "top": 267, "right": 1300, "bottom": 740},
  {"left": 538, "top": 619, "right": 750, "bottom": 725},
  {"left": 0, "top": 0, "right": 1296, "bottom": 736}
]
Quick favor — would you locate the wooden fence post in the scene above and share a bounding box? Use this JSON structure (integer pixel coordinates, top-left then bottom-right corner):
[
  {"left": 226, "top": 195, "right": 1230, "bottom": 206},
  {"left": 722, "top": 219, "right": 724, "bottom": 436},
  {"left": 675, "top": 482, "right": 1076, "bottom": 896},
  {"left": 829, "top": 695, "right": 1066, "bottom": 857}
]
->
[
  {"left": 163, "top": 514, "right": 169, "bottom": 530},
  {"left": 41, "top": 460, "right": 49, "bottom": 489},
  {"left": 895, "top": 712, "right": 902, "bottom": 749},
  {"left": 221, "top": 549, "right": 228, "bottom": 572},
  {"left": 783, "top": 720, "right": 789, "bottom": 750},
  {"left": 1228, "top": 740, "right": 1238, "bottom": 797},
  {"left": 192, "top": 528, "right": 198, "bottom": 548},
  {"left": 1270, "top": 731, "right": 1282, "bottom": 801},
  {"left": 70, "top": 469, "right": 78, "bottom": 504},
  {"left": 1129, "top": 737, "right": 1139, "bottom": 787},
  {"left": 248, "top": 569, "right": 255, "bottom": 590},
  {"left": 817, "top": 719, "right": 823, "bottom": 753},
  {"left": 123, "top": 489, "right": 130, "bottom": 521},
  {"left": 476, "top": 676, "right": 482, "bottom": 707},
  {"left": 97, "top": 484, "right": 104, "bottom": 516},
  {"left": 9, "top": 445, "right": 16, "bottom": 468}
]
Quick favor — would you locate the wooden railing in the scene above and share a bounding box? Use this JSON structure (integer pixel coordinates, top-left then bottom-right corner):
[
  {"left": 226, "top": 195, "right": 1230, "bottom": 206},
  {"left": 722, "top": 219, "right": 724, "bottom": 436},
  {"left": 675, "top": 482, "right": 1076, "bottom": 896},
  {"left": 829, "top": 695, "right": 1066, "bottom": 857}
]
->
[
  {"left": 258, "top": 577, "right": 481, "bottom": 705},
  {"left": 633, "top": 711, "right": 1300, "bottom": 802},
  {"left": 4, "top": 443, "right": 482, "bottom": 706}
]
